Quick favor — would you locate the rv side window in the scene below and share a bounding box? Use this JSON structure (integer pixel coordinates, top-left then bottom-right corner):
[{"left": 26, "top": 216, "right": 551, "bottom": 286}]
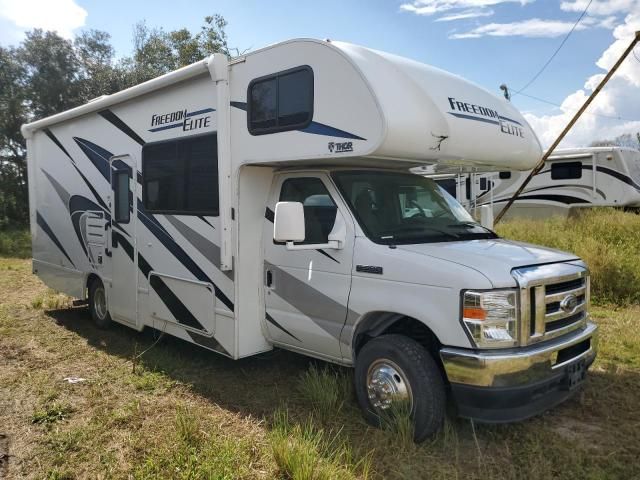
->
[
  {"left": 499, "top": 171, "right": 511, "bottom": 180},
  {"left": 551, "top": 161, "right": 582, "bottom": 180},
  {"left": 114, "top": 170, "right": 130, "bottom": 223},
  {"left": 248, "top": 66, "right": 313, "bottom": 135},
  {"left": 142, "top": 133, "right": 219, "bottom": 215},
  {"left": 279, "top": 177, "right": 337, "bottom": 245},
  {"left": 435, "top": 179, "right": 456, "bottom": 198}
]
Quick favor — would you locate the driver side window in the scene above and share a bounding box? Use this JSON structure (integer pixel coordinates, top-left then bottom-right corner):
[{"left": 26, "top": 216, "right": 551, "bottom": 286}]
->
[{"left": 279, "top": 177, "right": 337, "bottom": 245}]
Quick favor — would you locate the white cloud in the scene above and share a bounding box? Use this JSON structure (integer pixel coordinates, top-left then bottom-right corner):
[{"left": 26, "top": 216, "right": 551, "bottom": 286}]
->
[
  {"left": 449, "top": 15, "right": 616, "bottom": 38},
  {"left": 0, "top": 0, "right": 87, "bottom": 40},
  {"left": 435, "top": 8, "right": 495, "bottom": 21},
  {"left": 400, "top": 0, "right": 531, "bottom": 16},
  {"left": 522, "top": 12, "right": 640, "bottom": 148},
  {"left": 560, "top": 0, "right": 640, "bottom": 16}
]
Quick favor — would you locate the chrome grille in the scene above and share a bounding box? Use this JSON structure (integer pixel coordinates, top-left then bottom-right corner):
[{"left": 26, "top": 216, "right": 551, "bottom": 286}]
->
[{"left": 512, "top": 262, "right": 590, "bottom": 346}]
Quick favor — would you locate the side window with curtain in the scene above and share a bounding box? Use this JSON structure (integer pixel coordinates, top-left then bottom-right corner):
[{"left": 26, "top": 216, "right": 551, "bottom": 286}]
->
[
  {"left": 142, "top": 133, "right": 219, "bottom": 215},
  {"left": 279, "top": 178, "right": 337, "bottom": 245}
]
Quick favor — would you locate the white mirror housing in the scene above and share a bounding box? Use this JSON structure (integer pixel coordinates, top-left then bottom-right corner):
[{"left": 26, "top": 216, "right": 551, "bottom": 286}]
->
[
  {"left": 274, "top": 201, "right": 305, "bottom": 242},
  {"left": 479, "top": 204, "right": 494, "bottom": 230}
]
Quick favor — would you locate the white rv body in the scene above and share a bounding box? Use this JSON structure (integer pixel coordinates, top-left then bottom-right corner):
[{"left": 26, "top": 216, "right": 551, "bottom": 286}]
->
[
  {"left": 423, "top": 147, "right": 640, "bottom": 219},
  {"left": 23, "top": 39, "right": 597, "bottom": 430}
]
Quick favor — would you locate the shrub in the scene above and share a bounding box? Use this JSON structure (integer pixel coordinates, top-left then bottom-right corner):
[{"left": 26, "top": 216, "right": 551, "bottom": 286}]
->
[
  {"left": 0, "top": 228, "right": 30, "bottom": 258},
  {"left": 496, "top": 208, "right": 640, "bottom": 305}
]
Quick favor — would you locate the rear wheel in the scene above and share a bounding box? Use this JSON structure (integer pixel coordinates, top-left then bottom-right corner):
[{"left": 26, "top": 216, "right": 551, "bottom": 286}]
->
[
  {"left": 354, "top": 334, "right": 445, "bottom": 442},
  {"left": 89, "top": 278, "right": 111, "bottom": 329}
]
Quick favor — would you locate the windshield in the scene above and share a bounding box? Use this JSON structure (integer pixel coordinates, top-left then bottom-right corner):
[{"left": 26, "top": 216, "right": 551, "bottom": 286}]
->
[{"left": 332, "top": 170, "right": 498, "bottom": 245}]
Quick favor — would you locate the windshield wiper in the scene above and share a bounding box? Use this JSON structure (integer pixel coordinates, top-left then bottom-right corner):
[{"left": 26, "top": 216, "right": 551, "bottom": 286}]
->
[
  {"left": 448, "top": 222, "right": 493, "bottom": 231},
  {"left": 447, "top": 222, "right": 497, "bottom": 236}
]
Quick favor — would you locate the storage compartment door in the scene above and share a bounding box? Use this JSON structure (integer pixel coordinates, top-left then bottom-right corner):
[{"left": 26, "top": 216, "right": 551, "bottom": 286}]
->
[{"left": 148, "top": 272, "right": 216, "bottom": 336}]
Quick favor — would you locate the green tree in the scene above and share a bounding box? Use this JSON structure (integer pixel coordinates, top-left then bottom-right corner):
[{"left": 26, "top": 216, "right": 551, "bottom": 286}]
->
[
  {"left": 128, "top": 15, "right": 230, "bottom": 84},
  {"left": 0, "top": 45, "right": 28, "bottom": 227}
]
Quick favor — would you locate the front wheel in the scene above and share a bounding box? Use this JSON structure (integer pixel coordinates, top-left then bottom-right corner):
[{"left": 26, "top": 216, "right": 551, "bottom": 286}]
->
[
  {"left": 354, "top": 334, "right": 446, "bottom": 442},
  {"left": 89, "top": 278, "right": 112, "bottom": 329}
]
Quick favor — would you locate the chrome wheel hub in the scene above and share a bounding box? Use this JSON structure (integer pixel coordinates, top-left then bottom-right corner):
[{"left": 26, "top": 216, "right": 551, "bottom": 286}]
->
[
  {"left": 366, "top": 359, "right": 413, "bottom": 411},
  {"left": 94, "top": 286, "right": 107, "bottom": 320}
]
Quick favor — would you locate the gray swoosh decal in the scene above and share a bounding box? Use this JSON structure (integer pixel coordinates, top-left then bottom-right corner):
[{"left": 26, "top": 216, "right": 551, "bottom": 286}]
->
[
  {"left": 265, "top": 261, "right": 357, "bottom": 340},
  {"left": 41, "top": 169, "right": 71, "bottom": 209},
  {"left": 164, "top": 215, "right": 233, "bottom": 280}
]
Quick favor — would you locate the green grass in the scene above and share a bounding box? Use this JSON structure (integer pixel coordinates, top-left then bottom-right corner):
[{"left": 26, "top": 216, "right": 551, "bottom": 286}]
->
[
  {"left": 135, "top": 407, "right": 269, "bottom": 479},
  {"left": 496, "top": 208, "right": 640, "bottom": 305},
  {"left": 0, "top": 228, "right": 30, "bottom": 258},
  {"left": 297, "top": 364, "right": 352, "bottom": 420},
  {"left": 32, "top": 402, "right": 74, "bottom": 426},
  {"left": 270, "top": 409, "right": 372, "bottom": 480}
]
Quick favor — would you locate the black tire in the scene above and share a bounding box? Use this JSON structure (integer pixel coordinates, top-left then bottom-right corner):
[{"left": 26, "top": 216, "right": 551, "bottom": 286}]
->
[
  {"left": 88, "top": 278, "right": 111, "bottom": 329},
  {"left": 354, "top": 334, "right": 446, "bottom": 442}
]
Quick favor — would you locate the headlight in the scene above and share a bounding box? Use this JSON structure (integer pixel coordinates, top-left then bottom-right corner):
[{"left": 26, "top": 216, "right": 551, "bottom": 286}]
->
[{"left": 462, "top": 290, "right": 518, "bottom": 348}]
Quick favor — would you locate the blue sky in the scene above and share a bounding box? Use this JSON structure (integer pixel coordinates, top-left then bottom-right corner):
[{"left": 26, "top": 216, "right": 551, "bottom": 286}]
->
[
  {"left": 79, "top": 0, "right": 618, "bottom": 115},
  {"left": 1, "top": 0, "right": 639, "bottom": 146}
]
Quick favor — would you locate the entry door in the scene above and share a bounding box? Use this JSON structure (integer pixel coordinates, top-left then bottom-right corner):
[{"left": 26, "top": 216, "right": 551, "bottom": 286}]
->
[
  {"left": 263, "top": 173, "right": 354, "bottom": 360},
  {"left": 109, "top": 154, "right": 138, "bottom": 326}
]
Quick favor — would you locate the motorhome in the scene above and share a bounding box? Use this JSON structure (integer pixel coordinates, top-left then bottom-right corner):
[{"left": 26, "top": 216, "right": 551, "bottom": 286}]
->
[
  {"left": 420, "top": 147, "right": 640, "bottom": 219},
  {"left": 22, "top": 39, "right": 597, "bottom": 441}
]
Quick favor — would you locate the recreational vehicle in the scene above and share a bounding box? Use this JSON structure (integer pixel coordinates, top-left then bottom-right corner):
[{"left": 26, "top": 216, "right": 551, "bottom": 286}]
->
[
  {"left": 421, "top": 147, "right": 640, "bottom": 219},
  {"left": 22, "top": 39, "right": 597, "bottom": 440}
]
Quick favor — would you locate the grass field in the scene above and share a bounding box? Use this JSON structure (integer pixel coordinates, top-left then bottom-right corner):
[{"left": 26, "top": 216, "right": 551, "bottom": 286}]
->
[{"left": 1, "top": 211, "right": 640, "bottom": 479}]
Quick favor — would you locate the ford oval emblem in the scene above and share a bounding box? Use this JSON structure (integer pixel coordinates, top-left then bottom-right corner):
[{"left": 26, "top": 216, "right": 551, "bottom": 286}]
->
[{"left": 560, "top": 294, "right": 578, "bottom": 312}]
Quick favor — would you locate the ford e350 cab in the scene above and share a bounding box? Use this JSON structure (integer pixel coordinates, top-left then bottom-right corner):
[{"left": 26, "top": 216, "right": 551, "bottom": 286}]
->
[{"left": 22, "top": 39, "right": 598, "bottom": 442}]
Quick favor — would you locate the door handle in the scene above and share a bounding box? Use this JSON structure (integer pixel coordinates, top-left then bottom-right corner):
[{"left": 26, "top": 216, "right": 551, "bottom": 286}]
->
[{"left": 266, "top": 269, "right": 273, "bottom": 287}]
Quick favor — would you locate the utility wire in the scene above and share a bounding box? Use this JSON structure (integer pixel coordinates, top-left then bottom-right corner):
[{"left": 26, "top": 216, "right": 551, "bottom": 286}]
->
[
  {"left": 517, "top": 91, "right": 638, "bottom": 122},
  {"left": 634, "top": 47, "right": 640, "bottom": 63},
  {"left": 514, "top": 0, "right": 593, "bottom": 95}
]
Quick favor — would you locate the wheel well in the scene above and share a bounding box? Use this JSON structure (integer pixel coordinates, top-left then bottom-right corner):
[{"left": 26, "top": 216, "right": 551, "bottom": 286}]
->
[
  {"left": 85, "top": 273, "right": 101, "bottom": 299},
  {"left": 353, "top": 313, "right": 445, "bottom": 376}
]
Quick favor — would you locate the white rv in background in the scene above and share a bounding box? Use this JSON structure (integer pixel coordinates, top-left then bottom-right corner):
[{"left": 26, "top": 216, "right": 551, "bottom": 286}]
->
[
  {"left": 421, "top": 147, "right": 640, "bottom": 219},
  {"left": 22, "top": 39, "right": 597, "bottom": 441}
]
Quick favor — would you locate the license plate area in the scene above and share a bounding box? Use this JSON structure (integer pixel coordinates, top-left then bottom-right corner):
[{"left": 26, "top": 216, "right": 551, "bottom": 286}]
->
[{"left": 564, "top": 359, "right": 587, "bottom": 391}]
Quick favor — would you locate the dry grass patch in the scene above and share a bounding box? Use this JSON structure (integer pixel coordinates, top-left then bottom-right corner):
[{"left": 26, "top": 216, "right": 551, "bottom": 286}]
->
[{"left": 0, "top": 256, "right": 639, "bottom": 479}]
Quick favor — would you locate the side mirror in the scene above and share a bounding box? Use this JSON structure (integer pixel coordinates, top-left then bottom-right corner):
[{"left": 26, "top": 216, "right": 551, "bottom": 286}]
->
[
  {"left": 273, "top": 202, "right": 305, "bottom": 243},
  {"left": 479, "top": 204, "right": 494, "bottom": 230}
]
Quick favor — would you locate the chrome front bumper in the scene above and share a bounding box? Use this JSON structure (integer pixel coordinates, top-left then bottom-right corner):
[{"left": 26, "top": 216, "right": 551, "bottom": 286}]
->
[{"left": 440, "top": 321, "right": 598, "bottom": 422}]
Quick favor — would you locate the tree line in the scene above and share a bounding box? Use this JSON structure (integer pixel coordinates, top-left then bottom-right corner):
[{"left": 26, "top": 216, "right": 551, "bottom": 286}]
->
[{"left": 0, "top": 15, "right": 232, "bottom": 229}]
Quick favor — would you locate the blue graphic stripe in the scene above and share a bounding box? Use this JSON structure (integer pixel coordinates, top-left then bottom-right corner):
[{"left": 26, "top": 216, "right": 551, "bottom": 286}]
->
[
  {"left": 448, "top": 112, "right": 499, "bottom": 125},
  {"left": 300, "top": 121, "right": 366, "bottom": 140},
  {"left": 148, "top": 122, "right": 183, "bottom": 132},
  {"left": 230, "top": 101, "right": 247, "bottom": 111},
  {"left": 498, "top": 115, "right": 523, "bottom": 126},
  {"left": 187, "top": 108, "right": 215, "bottom": 117}
]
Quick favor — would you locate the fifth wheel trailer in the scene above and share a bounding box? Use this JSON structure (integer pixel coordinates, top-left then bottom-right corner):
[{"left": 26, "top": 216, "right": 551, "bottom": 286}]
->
[
  {"left": 420, "top": 146, "right": 640, "bottom": 219},
  {"left": 22, "top": 38, "right": 597, "bottom": 441}
]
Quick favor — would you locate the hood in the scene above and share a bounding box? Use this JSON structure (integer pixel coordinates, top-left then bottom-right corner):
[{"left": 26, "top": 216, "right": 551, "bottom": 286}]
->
[{"left": 397, "top": 239, "right": 580, "bottom": 288}]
